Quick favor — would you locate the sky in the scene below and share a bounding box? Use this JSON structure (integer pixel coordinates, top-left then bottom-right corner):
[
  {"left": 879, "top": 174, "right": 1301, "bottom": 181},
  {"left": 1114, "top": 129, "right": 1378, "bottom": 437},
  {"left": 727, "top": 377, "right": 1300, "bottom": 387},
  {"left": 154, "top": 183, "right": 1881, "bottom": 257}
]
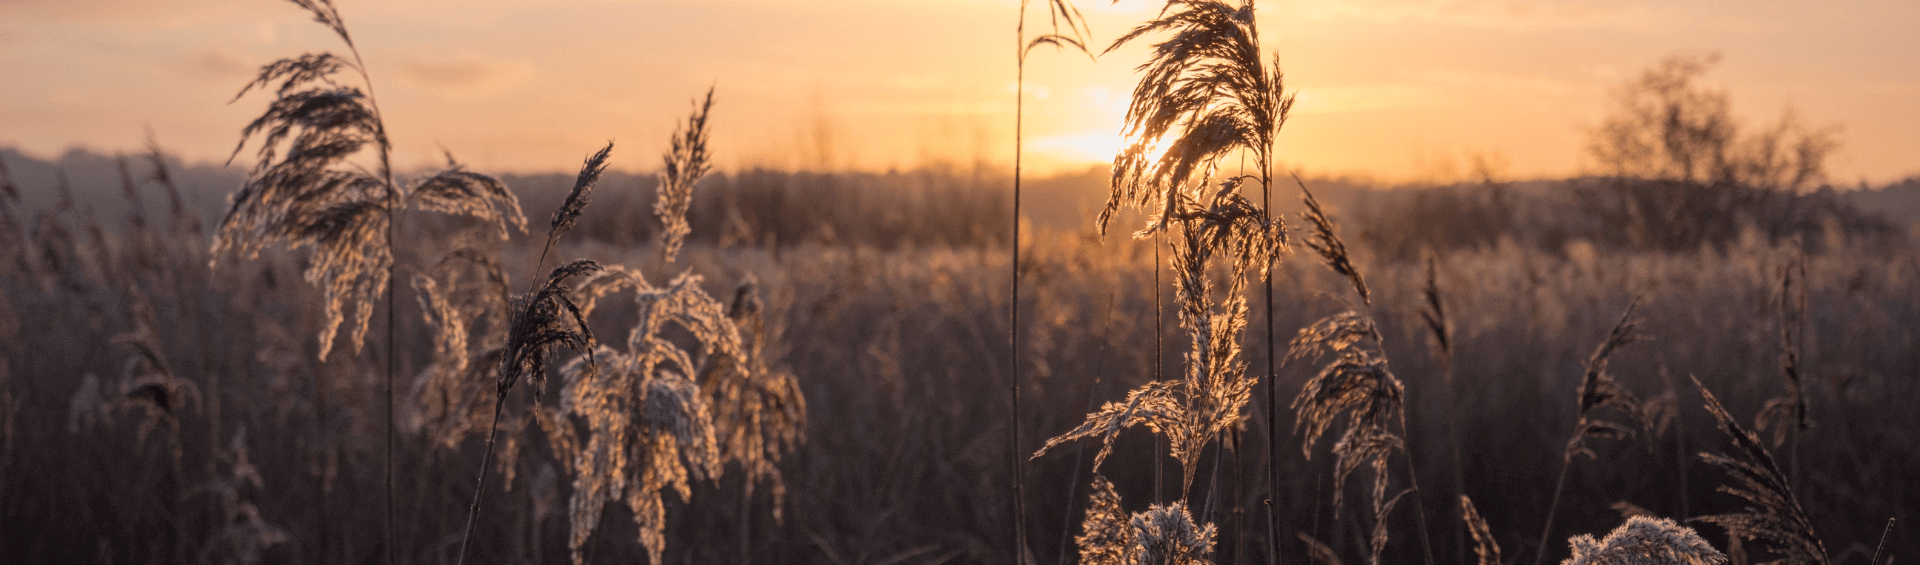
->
[{"left": 2, "top": 0, "right": 1917, "bottom": 183}]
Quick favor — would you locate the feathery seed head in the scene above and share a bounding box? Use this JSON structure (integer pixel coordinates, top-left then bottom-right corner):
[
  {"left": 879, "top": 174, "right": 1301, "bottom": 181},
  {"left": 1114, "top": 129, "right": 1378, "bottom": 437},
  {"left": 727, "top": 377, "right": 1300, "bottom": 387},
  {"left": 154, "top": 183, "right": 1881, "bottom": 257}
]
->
[
  {"left": 411, "top": 165, "right": 528, "bottom": 239},
  {"left": 1079, "top": 476, "right": 1135, "bottom": 565},
  {"left": 550, "top": 142, "right": 612, "bottom": 242},
  {"left": 1692, "top": 377, "right": 1829, "bottom": 565},
  {"left": 1132, "top": 501, "right": 1218, "bottom": 565},
  {"left": 499, "top": 260, "right": 600, "bottom": 398},
  {"left": 656, "top": 89, "right": 714, "bottom": 264},
  {"left": 1561, "top": 516, "right": 1726, "bottom": 565}
]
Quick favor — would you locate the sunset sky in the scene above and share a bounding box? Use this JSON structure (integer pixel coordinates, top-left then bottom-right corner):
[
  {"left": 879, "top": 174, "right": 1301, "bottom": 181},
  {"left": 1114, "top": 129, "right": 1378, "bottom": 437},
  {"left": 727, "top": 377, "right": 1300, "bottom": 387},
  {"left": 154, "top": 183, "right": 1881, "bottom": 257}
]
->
[{"left": 2, "top": 0, "right": 1916, "bottom": 183}]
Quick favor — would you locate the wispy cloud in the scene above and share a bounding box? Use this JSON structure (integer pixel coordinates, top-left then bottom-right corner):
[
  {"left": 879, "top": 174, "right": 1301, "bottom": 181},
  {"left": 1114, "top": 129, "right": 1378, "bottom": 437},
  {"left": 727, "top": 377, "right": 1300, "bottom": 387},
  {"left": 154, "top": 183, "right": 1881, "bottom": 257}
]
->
[{"left": 398, "top": 54, "right": 533, "bottom": 95}]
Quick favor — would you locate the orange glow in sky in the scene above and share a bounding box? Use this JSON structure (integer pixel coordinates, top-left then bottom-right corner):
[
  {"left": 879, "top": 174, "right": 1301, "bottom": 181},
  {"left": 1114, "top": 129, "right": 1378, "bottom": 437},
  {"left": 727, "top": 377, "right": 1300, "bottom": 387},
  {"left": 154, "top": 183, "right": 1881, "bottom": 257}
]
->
[{"left": 3, "top": 0, "right": 1918, "bottom": 183}]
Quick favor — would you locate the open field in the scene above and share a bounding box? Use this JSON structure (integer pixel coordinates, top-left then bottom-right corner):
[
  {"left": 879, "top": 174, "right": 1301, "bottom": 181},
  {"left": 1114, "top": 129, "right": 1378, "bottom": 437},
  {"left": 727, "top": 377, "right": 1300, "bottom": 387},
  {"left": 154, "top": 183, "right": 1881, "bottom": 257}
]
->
[{"left": 1, "top": 162, "right": 1914, "bottom": 563}]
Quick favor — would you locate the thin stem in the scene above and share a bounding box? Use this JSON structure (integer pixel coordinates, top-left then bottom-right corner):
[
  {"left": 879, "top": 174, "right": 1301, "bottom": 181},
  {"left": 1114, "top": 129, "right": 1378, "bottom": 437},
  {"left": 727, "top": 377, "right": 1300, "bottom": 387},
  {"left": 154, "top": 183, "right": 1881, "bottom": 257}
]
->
[
  {"left": 1010, "top": 4, "right": 1030, "bottom": 563},
  {"left": 341, "top": 35, "right": 400, "bottom": 565},
  {"left": 1869, "top": 518, "right": 1894, "bottom": 565},
  {"left": 384, "top": 187, "right": 398, "bottom": 565},
  {"left": 1201, "top": 440, "right": 1226, "bottom": 561},
  {"left": 1397, "top": 409, "right": 1438, "bottom": 565},
  {"left": 316, "top": 363, "right": 332, "bottom": 565},
  {"left": 1155, "top": 232, "right": 1164, "bottom": 504},
  {"left": 456, "top": 394, "right": 509, "bottom": 565},
  {"left": 1535, "top": 454, "right": 1573, "bottom": 565},
  {"left": 1262, "top": 150, "right": 1280, "bottom": 565}
]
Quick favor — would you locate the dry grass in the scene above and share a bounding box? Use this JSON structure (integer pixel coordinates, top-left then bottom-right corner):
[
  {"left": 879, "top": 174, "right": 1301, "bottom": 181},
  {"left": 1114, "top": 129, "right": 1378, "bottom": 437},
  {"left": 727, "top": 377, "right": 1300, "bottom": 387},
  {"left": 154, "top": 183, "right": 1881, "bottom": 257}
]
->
[{"left": 1692, "top": 376, "right": 1829, "bottom": 565}]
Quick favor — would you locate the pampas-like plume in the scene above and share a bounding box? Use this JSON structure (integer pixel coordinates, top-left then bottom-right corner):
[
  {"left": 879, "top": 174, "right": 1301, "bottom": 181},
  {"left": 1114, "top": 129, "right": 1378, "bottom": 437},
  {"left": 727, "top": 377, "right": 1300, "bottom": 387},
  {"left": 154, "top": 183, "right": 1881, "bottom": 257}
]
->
[
  {"left": 543, "top": 143, "right": 612, "bottom": 268},
  {"left": 411, "top": 161, "right": 528, "bottom": 240},
  {"left": 456, "top": 260, "right": 600, "bottom": 565},
  {"left": 1101, "top": 0, "right": 1292, "bottom": 238},
  {"left": 410, "top": 247, "right": 513, "bottom": 447},
  {"left": 190, "top": 427, "right": 293, "bottom": 565},
  {"left": 115, "top": 284, "right": 200, "bottom": 448},
  {"left": 457, "top": 143, "right": 614, "bottom": 565},
  {"left": 1046, "top": 4, "right": 1300, "bottom": 564},
  {"left": 1299, "top": 185, "right": 1367, "bottom": 304},
  {"left": 707, "top": 277, "right": 806, "bottom": 514},
  {"left": 1691, "top": 376, "right": 1829, "bottom": 565},
  {"left": 1566, "top": 300, "right": 1650, "bottom": 461},
  {"left": 1561, "top": 516, "right": 1726, "bottom": 565},
  {"left": 554, "top": 266, "right": 738, "bottom": 564},
  {"left": 1134, "top": 501, "right": 1220, "bottom": 565},
  {"left": 1080, "top": 476, "right": 1136, "bottom": 565},
  {"left": 1036, "top": 379, "right": 1185, "bottom": 474},
  {"left": 498, "top": 260, "right": 600, "bottom": 398},
  {"left": 1035, "top": 188, "right": 1275, "bottom": 491},
  {"left": 1288, "top": 311, "right": 1402, "bottom": 511},
  {"left": 215, "top": 1, "right": 390, "bottom": 361},
  {"left": 1074, "top": 475, "right": 1220, "bottom": 565},
  {"left": 1420, "top": 257, "right": 1452, "bottom": 374},
  {"left": 655, "top": 88, "right": 714, "bottom": 264},
  {"left": 142, "top": 135, "right": 204, "bottom": 240},
  {"left": 1289, "top": 176, "right": 1434, "bottom": 565}
]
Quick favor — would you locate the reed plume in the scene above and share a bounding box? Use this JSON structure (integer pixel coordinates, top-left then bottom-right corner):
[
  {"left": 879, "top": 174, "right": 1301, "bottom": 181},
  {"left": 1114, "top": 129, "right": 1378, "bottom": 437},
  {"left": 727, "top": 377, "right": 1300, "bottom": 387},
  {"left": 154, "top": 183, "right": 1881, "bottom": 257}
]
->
[
  {"left": 1033, "top": 183, "right": 1278, "bottom": 487},
  {"left": 113, "top": 282, "right": 199, "bottom": 459},
  {"left": 707, "top": 277, "right": 807, "bottom": 514},
  {"left": 1046, "top": 1, "right": 1295, "bottom": 562},
  {"left": 1538, "top": 300, "right": 1657, "bottom": 565},
  {"left": 221, "top": 6, "right": 552, "bottom": 559},
  {"left": 412, "top": 157, "right": 529, "bottom": 241},
  {"left": 494, "top": 111, "right": 800, "bottom": 565},
  {"left": 410, "top": 246, "right": 514, "bottom": 447},
  {"left": 1560, "top": 516, "right": 1726, "bottom": 565},
  {"left": 456, "top": 144, "right": 612, "bottom": 565},
  {"left": 1101, "top": 0, "right": 1292, "bottom": 240},
  {"left": 549, "top": 263, "right": 802, "bottom": 565},
  {"left": 1074, "top": 475, "right": 1219, "bottom": 565},
  {"left": 556, "top": 266, "right": 732, "bottom": 564},
  {"left": 1289, "top": 182, "right": 1427, "bottom": 565},
  {"left": 215, "top": 0, "right": 393, "bottom": 361},
  {"left": 655, "top": 88, "right": 714, "bottom": 265},
  {"left": 1691, "top": 376, "right": 1829, "bottom": 565}
]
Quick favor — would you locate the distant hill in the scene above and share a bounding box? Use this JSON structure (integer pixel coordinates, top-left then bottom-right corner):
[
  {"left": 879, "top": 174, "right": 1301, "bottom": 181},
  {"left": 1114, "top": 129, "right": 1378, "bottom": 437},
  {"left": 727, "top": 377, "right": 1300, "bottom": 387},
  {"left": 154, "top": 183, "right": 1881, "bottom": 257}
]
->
[
  {"left": 1, "top": 146, "right": 244, "bottom": 233},
  {"left": 10, "top": 145, "right": 1911, "bottom": 249}
]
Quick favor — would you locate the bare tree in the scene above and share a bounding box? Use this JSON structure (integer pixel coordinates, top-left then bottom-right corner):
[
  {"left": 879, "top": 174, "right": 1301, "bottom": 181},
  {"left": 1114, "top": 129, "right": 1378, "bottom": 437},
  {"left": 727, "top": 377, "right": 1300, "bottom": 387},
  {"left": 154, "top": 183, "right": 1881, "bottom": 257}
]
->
[{"left": 1582, "top": 53, "right": 1846, "bottom": 250}]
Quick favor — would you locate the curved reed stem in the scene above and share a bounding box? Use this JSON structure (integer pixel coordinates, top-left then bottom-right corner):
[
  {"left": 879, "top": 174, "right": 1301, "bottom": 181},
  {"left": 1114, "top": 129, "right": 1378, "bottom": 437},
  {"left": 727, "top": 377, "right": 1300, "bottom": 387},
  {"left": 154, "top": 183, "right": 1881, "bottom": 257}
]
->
[{"left": 455, "top": 395, "right": 507, "bottom": 565}]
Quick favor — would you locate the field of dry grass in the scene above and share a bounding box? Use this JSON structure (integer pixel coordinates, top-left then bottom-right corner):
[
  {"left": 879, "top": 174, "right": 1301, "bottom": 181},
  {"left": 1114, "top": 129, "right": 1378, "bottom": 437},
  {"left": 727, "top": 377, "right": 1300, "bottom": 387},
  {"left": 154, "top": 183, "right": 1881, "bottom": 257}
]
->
[
  {"left": 3, "top": 1, "right": 1917, "bottom": 564},
  {"left": 1, "top": 171, "right": 1914, "bottom": 563}
]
